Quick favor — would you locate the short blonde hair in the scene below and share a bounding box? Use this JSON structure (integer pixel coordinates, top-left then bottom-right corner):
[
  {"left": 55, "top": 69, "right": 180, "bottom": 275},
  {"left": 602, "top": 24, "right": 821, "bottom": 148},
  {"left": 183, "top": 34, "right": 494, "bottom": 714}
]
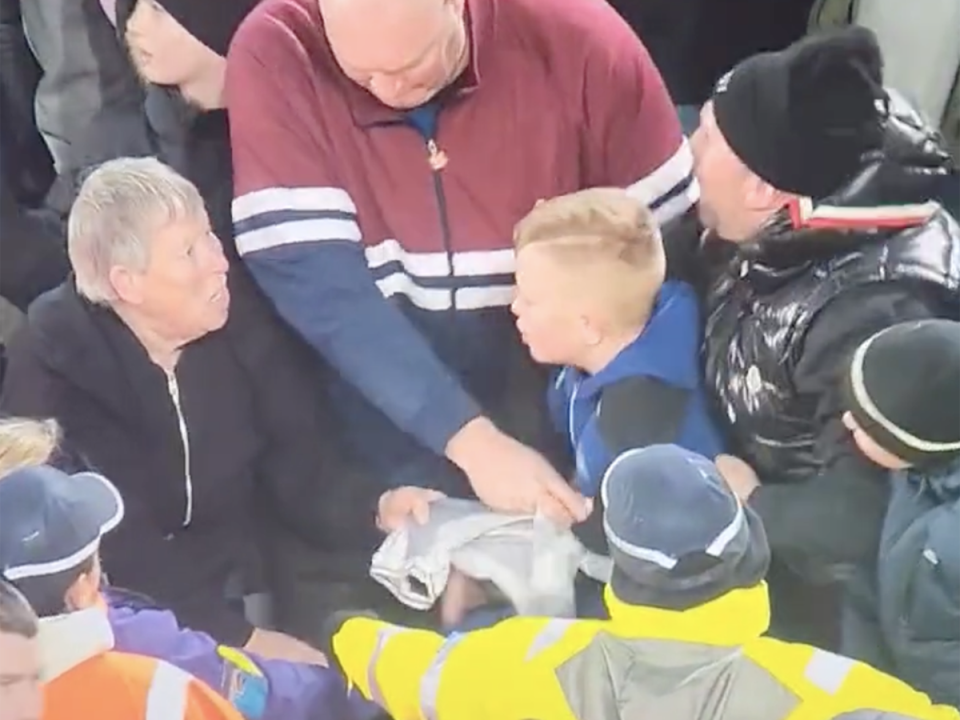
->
[
  {"left": 0, "top": 418, "right": 60, "bottom": 477},
  {"left": 513, "top": 188, "right": 666, "bottom": 326}
]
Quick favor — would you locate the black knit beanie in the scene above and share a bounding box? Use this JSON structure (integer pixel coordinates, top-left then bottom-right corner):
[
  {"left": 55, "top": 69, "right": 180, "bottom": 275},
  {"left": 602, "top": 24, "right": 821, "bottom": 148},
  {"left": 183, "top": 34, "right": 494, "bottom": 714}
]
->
[
  {"left": 711, "top": 26, "right": 887, "bottom": 200},
  {"left": 157, "top": 0, "right": 261, "bottom": 57},
  {"left": 844, "top": 319, "right": 960, "bottom": 467}
]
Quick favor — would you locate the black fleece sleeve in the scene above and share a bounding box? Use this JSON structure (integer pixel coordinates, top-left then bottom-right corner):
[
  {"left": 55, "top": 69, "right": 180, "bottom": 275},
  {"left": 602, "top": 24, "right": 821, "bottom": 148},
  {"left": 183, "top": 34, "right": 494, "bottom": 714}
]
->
[
  {"left": 0, "top": 179, "right": 69, "bottom": 312},
  {"left": 749, "top": 283, "right": 943, "bottom": 577},
  {"left": 574, "top": 376, "right": 692, "bottom": 554}
]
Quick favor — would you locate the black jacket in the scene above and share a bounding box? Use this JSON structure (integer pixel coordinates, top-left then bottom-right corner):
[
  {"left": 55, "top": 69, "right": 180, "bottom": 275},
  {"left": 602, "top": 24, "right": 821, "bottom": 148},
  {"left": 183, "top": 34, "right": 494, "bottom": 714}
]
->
[
  {"left": 0, "top": 272, "right": 367, "bottom": 643},
  {"left": 52, "top": 86, "right": 237, "bottom": 249},
  {"left": 665, "top": 97, "right": 960, "bottom": 577},
  {"left": 141, "top": 90, "right": 236, "bottom": 251},
  {"left": 0, "top": 6, "right": 68, "bottom": 311},
  {"left": 0, "top": 0, "right": 52, "bottom": 204},
  {"left": 0, "top": 179, "right": 69, "bottom": 313}
]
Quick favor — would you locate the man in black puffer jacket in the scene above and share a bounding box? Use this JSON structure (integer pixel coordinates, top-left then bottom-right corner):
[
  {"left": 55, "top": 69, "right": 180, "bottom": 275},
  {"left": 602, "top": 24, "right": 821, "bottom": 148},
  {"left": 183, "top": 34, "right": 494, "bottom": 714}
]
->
[{"left": 664, "top": 27, "right": 960, "bottom": 648}]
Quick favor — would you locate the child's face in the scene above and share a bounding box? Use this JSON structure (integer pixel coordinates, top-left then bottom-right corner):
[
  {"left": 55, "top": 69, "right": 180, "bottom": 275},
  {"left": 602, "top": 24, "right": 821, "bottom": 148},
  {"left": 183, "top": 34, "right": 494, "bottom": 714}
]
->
[
  {"left": 842, "top": 412, "right": 910, "bottom": 470},
  {"left": 512, "top": 245, "right": 593, "bottom": 366}
]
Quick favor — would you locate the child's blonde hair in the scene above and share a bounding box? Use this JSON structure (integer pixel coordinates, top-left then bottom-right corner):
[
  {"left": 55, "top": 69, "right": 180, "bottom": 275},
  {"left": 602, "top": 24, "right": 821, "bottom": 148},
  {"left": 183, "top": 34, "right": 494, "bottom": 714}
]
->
[
  {"left": 0, "top": 417, "right": 61, "bottom": 477},
  {"left": 513, "top": 188, "right": 666, "bottom": 327}
]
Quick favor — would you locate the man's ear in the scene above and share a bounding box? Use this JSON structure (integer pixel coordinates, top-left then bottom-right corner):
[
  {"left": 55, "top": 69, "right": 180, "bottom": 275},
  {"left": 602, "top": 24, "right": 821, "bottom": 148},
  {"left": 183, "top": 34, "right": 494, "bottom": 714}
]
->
[{"left": 743, "top": 174, "right": 788, "bottom": 214}]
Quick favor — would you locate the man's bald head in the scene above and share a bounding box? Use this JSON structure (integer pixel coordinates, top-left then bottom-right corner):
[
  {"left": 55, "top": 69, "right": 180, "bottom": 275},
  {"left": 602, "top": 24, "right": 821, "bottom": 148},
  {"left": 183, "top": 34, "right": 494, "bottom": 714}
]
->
[
  {"left": 319, "top": 0, "right": 445, "bottom": 14},
  {"left": 320, "top": 0, "right": 468, "bottom": 109}
]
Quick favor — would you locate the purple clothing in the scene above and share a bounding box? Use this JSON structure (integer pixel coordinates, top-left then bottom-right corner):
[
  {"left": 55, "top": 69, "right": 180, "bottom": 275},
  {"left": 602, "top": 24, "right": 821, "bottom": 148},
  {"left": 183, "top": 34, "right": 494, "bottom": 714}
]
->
[{"left": 106, "top": 591, "right": 380, "bottom": 720}]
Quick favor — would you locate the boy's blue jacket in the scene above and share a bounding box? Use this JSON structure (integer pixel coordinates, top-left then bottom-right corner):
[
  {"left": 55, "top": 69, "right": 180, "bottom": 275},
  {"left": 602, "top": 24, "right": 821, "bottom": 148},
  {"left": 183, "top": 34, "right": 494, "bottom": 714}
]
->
[
  {"left": 548, "top": 280, "right": 725, "bottom": 500},
  {"left": 106, "top": 590, "right": 381, "bottom": 720}
]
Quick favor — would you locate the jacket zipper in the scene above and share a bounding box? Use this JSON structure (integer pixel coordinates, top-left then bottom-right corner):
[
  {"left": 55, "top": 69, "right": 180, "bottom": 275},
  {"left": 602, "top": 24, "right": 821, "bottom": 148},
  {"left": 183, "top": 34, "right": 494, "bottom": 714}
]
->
[
  {"left": 426, "top": 137, "right": 456, "bottom": 310},
  {"left": 166, "top": 372, "right": 194, "bottom": 528},
  {"left": 568, "top": 378, "right": 588, "bottom": 488}
]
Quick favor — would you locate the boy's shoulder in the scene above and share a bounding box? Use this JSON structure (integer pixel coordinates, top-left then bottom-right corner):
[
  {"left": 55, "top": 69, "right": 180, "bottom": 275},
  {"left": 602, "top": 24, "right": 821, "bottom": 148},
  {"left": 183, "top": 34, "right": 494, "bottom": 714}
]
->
[
  {"left": 655, "top": 279, "right": 701, "bottom": 316},
  {"left": 596, "top": 375, "right": 692, "bottom": 450}
]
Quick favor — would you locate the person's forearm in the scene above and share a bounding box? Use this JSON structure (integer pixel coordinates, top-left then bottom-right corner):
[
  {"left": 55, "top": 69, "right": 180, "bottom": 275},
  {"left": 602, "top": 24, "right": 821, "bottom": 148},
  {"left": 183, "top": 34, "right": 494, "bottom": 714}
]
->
[
  {"left": 244, "top": 245, "right": 481, "bottom": 454},
  {"left": 244, "top": 628, "right": 327, "bottom": 666}
]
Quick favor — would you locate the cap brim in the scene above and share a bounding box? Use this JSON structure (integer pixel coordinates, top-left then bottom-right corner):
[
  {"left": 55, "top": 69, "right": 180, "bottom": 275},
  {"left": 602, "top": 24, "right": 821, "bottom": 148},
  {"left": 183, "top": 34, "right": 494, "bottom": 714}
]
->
[{"left": 70, "top": 472, "right": 125, "bottom": 537}]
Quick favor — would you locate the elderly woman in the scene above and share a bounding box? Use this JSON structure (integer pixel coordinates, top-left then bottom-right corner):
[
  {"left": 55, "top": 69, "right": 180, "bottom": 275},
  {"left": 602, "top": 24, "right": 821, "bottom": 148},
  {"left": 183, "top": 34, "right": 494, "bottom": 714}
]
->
[{"left": 0, "top": 157, "right": 366, "bottom": 662}]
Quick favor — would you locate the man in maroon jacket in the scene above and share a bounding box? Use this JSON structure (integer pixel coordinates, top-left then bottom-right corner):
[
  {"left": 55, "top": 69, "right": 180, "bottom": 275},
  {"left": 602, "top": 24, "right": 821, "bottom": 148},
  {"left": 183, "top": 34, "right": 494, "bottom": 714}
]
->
[{"left": 226, "top": 0, "right": 697, "bottom": 525}]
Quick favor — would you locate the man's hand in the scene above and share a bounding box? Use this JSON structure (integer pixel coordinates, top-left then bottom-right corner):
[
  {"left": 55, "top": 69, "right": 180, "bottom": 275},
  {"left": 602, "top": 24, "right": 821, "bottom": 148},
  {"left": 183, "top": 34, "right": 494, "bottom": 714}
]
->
[
  {"left": 377, "top": 486, "right": 446, "bottom": 533},
  {"left": 714, "top": 454, "right": 761, "bottom": 501},
  {"left": 439, "top": 568, "right": 490, "bottom": 629},
  {"left": 446, "top": 417, "right": 590, "bottom": 522},
  {"left": 243, "top": 628, "right": 328, "bottom": 665},
  {"left": 538, "top": 492, "right": 595, "bottom": 529}
]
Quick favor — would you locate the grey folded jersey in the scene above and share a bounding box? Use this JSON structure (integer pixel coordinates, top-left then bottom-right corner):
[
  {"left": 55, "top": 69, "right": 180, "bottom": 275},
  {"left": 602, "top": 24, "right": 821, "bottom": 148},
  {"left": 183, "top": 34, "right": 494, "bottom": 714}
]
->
[{"left": 370, "top": 497, "right": 611, "bottom": 617}]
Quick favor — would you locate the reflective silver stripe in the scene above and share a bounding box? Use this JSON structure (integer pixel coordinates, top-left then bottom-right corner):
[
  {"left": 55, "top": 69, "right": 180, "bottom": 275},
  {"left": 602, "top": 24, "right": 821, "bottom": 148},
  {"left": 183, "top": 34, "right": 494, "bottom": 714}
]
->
[
  {"left": 805, "top": 649, "right": 856, "bottom": 694},
  {"left": 524, "top": 619, "right": 577, "bottom": 661},
  {"left": 419, "top": 633, "right": 468, "bottom": 720},
  {"left": 145, "top": 661, "right": 190, "bottom": 720},
  {"left": 366, "top": 625, "right": 405, "bottom": 707}
]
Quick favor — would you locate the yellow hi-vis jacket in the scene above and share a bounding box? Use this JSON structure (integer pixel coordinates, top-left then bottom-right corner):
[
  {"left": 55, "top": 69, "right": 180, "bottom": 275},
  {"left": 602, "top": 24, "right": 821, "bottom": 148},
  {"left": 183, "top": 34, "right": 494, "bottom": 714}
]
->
[{"left": 331, "top": 583, "right": 959, "bottom": 720}]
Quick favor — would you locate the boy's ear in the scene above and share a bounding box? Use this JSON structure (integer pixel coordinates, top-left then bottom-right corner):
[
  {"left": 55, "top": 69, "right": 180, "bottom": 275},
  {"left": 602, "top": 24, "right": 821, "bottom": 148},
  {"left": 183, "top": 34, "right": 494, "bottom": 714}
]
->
[
  {"left": 579, "top": 314, "right": 603, "bottom": 346},
  {"left": 64, "top": 564, "right": 102, "bottom": 612}
]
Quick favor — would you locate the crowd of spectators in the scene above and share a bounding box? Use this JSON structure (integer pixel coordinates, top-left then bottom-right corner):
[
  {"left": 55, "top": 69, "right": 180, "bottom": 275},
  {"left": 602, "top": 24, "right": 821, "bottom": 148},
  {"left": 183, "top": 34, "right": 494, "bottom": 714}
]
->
[{"left": 1, "top": 0, "right": 959, "bottom": 718}]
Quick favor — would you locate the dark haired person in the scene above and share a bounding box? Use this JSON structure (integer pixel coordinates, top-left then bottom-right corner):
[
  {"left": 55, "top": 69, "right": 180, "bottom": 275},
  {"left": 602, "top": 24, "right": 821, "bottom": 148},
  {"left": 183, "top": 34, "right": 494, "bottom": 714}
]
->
[{"left": 668, "top": 26, "right": 960, "bottom": 646}]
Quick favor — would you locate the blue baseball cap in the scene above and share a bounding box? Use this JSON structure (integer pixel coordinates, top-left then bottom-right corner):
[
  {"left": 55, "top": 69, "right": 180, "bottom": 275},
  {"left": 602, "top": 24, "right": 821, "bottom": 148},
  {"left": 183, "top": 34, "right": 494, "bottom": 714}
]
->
[
  {"left": 0, "top": 465, "right": 124, "bottom": 582},
  {"left": 601, "top": 445, "right": 770, "bottom": 610}
]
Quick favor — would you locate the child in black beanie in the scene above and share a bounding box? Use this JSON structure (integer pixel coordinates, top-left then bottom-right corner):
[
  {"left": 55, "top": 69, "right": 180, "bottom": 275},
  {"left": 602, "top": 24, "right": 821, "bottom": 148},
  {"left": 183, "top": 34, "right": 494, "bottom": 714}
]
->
[{"left": 840, "top": 319, "right": 960, "bottom": 707}]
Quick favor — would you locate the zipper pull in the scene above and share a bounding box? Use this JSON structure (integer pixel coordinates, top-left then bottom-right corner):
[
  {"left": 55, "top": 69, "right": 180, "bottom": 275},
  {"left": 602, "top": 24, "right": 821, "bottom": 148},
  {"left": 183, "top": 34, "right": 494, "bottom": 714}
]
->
[{"left": 427, "top": 139, "right": 448, "bottom": 171}]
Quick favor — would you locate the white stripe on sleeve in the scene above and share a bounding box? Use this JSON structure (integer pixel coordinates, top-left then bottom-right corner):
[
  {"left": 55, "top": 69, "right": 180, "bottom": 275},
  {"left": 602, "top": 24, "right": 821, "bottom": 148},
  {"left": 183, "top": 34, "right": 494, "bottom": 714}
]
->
[
  {"left": 625, "top": 141, "right": 700, "bottom": 223},
  {"left": 232, "top": 186, "right": 362, "bottom": 256},
  {"left": 145, "top": 661, "right": 191, "bottom": 720},
  {"left": 365, "top": 239, "right": 515, "bottom": 311}
]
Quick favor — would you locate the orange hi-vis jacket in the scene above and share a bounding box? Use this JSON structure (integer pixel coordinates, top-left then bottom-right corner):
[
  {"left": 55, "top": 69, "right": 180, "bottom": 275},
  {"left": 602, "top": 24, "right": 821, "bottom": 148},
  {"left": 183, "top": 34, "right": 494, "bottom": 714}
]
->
[{"left": 39, "top": 607, "right": 243, "bottom": 720}]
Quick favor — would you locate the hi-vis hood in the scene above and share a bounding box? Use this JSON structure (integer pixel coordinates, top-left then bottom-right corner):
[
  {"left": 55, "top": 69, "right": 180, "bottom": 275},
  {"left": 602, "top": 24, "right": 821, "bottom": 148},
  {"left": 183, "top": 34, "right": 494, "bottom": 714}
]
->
[{"left": 38, "top": 608, "right": 114, "bottom": 682}]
